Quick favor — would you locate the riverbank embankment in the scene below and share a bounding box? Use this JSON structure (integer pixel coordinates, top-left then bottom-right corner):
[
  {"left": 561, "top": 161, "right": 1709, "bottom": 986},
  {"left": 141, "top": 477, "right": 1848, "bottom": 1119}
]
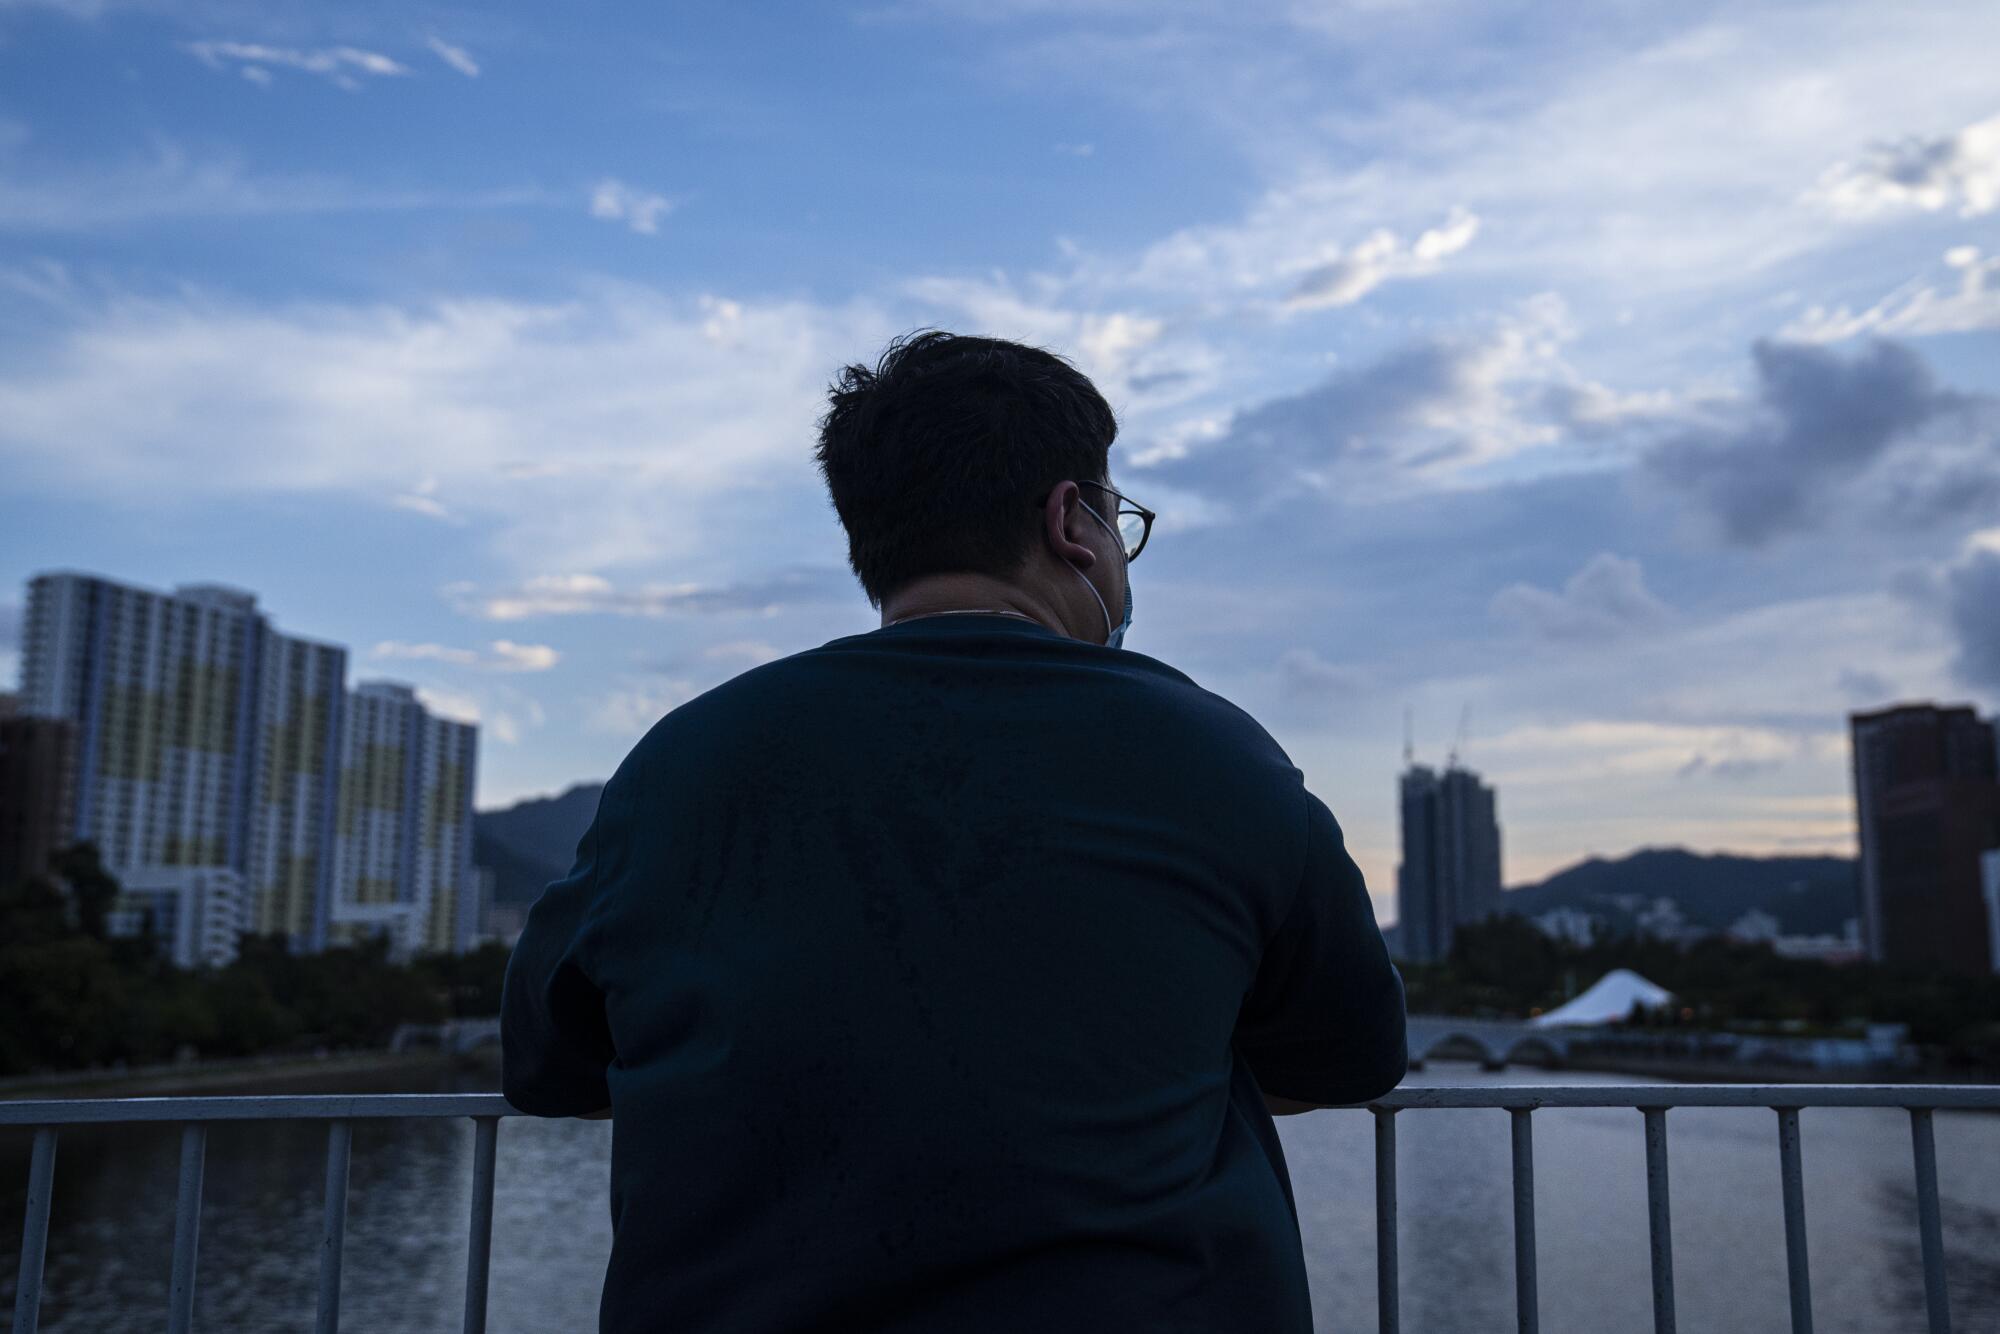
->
[{"left": 0, "top": 1045, "right": 501, "bottom": 1102}]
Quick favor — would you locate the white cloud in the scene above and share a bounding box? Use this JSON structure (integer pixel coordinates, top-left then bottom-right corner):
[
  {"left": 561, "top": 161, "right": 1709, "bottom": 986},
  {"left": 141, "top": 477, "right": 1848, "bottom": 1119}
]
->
[
  {"left": 413, "top": 686, "right": 481, "bottom": 725},
  {"left": 590, "top": 179, "right": 674, "bottom": 235},
  {"left": 444, "top": 569, "right": 849, "bottom": 621},
  {"left": 1811, "top": 112, "right": 2000, "bottom": 219},
  {"left": 589, "top": 679, "right": 698, "bottom": 736},
  {"left": 370, "top": 639, "right": 562, "bottom": 672},
  {"left": 1477, "top": 719, "right": 1816, "bottom": 788},
  {"left": 490, "top": 640, "right": 560, "bottom": 671},
  {"left": 1491, "top": 553, "right": 1673, "bottom": 644},
  {"left": 1284, "top": 207, "right": 1479, "bottom": 312},
  {"left": 0, "top": 139, "right": 548, "bottom": 230},
  {"left": 1016, "top": 8, "right": 2000, "bottom": 312},
  {"left": 184, "top": 41, "right": 411, "bottom": 89},
  {"left": 703, "top": 640, "right": 785, "bottom": 666},
  {"left": 898, "top": 273, "right": 1206, "bottom": 408},
  {"left": 0, "top": 283, "right": 893, "bottom": 572},
  {"left": 426, "top": 34, "right": 480, "bottom": 78},
  {"left": 374, "top": 641, "right": 480, "bottom": 666},
  {"left": 389, "top": 476, "right": 456, "bottom": 521},
  {"left": 1139, "top": 294, "right": 1633, "bottom": 496},
  {"left": 1276, "top": 647, "right": 1370, "bottom": 698},
  {"left": 1782, "top": 245, "right": 2000, "bottom": 341}
]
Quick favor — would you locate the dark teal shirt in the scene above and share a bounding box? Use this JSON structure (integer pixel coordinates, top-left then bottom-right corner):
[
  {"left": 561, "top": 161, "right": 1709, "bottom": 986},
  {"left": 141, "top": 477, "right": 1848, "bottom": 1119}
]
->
[{"left": 502, "top": 614, "right": 1406, "bottom": 1333}]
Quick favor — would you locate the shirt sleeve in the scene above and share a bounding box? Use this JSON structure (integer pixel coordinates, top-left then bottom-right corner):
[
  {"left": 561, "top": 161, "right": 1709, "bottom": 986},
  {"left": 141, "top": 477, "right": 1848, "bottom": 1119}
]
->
[
  {"left": 1234, "top": 790, "right": 1408, "bottom": 1105},
  {"left": 500, "top": 791, "right": 619, "bottom": 1117}
]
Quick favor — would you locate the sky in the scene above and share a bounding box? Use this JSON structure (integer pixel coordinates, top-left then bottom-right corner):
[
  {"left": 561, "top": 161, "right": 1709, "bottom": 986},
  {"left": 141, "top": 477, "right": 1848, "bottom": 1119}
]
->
[{"left": 1, "top": 0, "right": 1996, "bottom": 922}]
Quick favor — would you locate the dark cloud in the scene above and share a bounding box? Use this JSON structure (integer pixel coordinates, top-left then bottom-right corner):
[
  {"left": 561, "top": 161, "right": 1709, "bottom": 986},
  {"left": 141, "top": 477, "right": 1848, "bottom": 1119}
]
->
[
  {"left": 1677, "top": 754, "right": 1783, "bottom": 781},
  {"left": 1876, "top": 456, "right": 2000, "bottom": 531},
  {"left": 1646, "top": 338, "right": 1992, "bottom": 545},
  {"left": 1816, "top": 113, "right": 2000, "bottom": 218},
  {"left": 1945, "top": 547, "right": 2000, "bottom": 692},
  {"left": 1135, "top": 335, "right": 1502, "bottom": 500}
]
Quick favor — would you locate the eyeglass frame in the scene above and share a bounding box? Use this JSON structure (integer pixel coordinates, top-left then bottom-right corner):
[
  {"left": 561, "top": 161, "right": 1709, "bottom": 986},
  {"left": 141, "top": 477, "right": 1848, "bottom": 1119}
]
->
[{"left": 1036, "top": 480, "right": 1156, "bottom": 563}]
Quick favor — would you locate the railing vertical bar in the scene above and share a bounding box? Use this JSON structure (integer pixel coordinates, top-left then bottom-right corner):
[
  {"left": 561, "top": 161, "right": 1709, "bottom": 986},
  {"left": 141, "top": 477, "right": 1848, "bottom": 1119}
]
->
[
  {"left": 1643, "top": 1107, "right": 1676, "bottom": 1334},
  {"left": 1909, "top": 1108, "right": 1951, "bottom": 1334},
  {"left": 10, "top": 1127, "right": 57, "bottom": 1334},
  {"left": 166, "top": 1122, "right": 206, "bottom": 1334},
  {"left": 462, "top": 1116, "right": 500, "bottom": 1334},
  {"left": 1510, "top": 1108, "right": 1539, "bottom": 1334},
  {"left": 1373, "top": 1107, "right": 1399, "bottom": 1334},
  {"left": 1776, "top": 1108, "right": 1813, "bottom": 1334},
  {"left": 316, "top": 1120, "right": 353, "bottom": 1334}
]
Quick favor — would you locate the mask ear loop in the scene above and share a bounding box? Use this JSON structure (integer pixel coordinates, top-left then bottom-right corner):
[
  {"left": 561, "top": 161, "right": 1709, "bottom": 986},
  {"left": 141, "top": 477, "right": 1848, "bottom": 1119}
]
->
[{"left": 1071, "top": 499, "right": 1121, "bottom": 644}]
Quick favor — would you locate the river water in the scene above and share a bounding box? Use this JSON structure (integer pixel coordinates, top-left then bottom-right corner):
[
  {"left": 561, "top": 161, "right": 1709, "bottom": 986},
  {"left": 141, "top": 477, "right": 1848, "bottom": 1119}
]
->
[{"left": 3, "top": 1064, "right": 1996, "bottom": 1332}]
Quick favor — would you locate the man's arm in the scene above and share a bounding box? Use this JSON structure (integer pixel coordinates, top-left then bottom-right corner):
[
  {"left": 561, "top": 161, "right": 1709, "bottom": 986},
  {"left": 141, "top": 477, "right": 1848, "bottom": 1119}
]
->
[
  {"left": 500, "top": 785, "right": 621, "bottom": 1118},
  {"left": 1236, "top": 791, "right": 1408, "bottom": 1110}
]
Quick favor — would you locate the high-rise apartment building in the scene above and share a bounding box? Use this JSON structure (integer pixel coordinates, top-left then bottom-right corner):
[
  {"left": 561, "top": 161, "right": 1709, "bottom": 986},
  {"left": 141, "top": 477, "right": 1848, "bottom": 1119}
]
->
[
  {"left": 17, "top": 571, "right": 478, "bottom": 961},
  {"left": 1850, "top": 703, "right": 2000, "bottom": 975},
  {"left": 330, "top": 681, "right": 478, "bottom": 957},
  {"left": 1396, "top": 762, "right": 1503, "bottom": 964}
]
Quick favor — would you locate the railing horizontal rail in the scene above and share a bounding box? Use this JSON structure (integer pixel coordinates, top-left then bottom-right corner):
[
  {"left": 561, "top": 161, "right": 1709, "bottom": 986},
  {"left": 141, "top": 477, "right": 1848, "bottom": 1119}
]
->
[
  {"left": 1372, "top": 1085, "right": 2000, "bottom": 1110},
  {"left": 6, "top": 1084, "right": 1999, "bottom": 1125}
]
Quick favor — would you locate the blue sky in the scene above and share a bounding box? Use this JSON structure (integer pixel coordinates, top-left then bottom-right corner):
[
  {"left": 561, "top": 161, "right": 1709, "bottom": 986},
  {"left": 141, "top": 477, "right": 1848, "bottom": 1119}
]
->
[{"left": 2, "top": 0, "right": 1997, "bottom": 918}]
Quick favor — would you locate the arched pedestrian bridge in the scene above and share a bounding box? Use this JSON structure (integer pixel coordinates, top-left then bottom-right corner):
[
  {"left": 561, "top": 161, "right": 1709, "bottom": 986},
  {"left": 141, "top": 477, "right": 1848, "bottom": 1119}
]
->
[{"left": 1405, "top": 1015, "right": 1574, "bottom": 1071}]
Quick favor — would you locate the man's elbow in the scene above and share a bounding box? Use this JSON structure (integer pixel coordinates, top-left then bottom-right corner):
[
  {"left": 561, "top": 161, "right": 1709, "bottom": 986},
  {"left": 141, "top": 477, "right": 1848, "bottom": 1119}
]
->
[
  {"left": 1262, "top": 1045, "right": 1408, "bottom": 1114},
  {"left": 1357, "top": 1043, "right": 1409, "bottom": 1102},
  {"left": 501, "top": 1049, "right": 609, "bottom": 1119}
]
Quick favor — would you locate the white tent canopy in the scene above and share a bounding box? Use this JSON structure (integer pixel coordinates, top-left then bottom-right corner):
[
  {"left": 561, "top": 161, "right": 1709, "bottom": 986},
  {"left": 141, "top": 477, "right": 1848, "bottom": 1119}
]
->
[{"left": 1531, "top": 968, "right": 1676, "bottom": 1028}]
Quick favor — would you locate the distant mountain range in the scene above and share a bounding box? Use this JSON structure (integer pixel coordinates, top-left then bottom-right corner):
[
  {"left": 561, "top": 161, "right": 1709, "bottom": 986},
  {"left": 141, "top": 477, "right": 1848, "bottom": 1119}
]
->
[
  {"left": 1500, "top": 848, "right": 1858, "bottom": 937},
  {"left": 474, "top": 782, "right": 604, "bottom": 906},
  {"left": 475, "top": 785, "right": 1860, "bottom": 934}
]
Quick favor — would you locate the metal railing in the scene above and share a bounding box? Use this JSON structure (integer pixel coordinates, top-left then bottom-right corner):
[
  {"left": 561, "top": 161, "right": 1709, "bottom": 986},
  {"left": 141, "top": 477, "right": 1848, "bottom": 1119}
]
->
[{"left": 6, "top": 1085, "right": 1999, "bottom": 1334}]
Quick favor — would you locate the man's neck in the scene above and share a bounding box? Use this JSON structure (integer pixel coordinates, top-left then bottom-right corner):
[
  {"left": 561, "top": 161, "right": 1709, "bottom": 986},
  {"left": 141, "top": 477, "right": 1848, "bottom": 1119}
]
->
[{"left": 879, "top": 573, "right": 1076, "bottom": 639}]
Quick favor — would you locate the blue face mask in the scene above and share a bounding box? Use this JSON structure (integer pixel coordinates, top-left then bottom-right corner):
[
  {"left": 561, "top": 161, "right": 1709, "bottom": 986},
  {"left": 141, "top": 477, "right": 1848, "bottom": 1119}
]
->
[{"left": 1072, "top": 499, "right": 1134, "bottom": 649}]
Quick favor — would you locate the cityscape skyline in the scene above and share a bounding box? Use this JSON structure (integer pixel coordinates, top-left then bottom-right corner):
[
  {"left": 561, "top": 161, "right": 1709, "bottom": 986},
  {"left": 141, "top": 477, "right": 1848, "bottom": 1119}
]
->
[{"left": 7, "top": 564, "right": 2000, "bottom": 944}]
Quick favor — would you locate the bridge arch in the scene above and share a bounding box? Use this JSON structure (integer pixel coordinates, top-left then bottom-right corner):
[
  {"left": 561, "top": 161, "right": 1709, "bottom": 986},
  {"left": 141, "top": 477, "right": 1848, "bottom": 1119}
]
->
[
  {"left": 1413, "top": 1032, "right": 1505, "bottom": 1071},
  {"left": 1503, "top": 1035, "right": 1567, "bottom": 1069}
]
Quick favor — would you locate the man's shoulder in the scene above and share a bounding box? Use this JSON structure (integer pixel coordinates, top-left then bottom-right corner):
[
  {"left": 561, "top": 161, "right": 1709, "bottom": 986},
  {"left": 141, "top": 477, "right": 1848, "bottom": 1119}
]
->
[
  {"left": 1107, "top": 649, "right": 1294, "bottom": 755},
  {"left": 623, "top": 633, "right": 1293, "bottom": 768}
]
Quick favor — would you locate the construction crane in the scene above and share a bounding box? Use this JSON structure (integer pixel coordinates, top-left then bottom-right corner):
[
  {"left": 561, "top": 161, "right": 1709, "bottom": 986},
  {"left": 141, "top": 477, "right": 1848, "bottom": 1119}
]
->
[
  {"left": 1445, "top": 703, "right": 1471, "bottom": 771},
  {"left": 1403, "top": 705, "right": 1415, "bottom": 770}
]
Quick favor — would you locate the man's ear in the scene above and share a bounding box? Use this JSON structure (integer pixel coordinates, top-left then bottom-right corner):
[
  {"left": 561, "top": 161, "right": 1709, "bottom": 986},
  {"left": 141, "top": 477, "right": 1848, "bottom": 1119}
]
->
[{"left": 1043, "top": 480, "right": 1097, "bottom": 569}]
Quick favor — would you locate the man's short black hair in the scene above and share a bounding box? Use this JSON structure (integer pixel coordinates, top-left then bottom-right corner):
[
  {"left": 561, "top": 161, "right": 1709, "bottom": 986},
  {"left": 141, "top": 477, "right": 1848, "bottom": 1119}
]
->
[{"left": 815, "top": 329, "right": 1118, "bottom": 606}]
